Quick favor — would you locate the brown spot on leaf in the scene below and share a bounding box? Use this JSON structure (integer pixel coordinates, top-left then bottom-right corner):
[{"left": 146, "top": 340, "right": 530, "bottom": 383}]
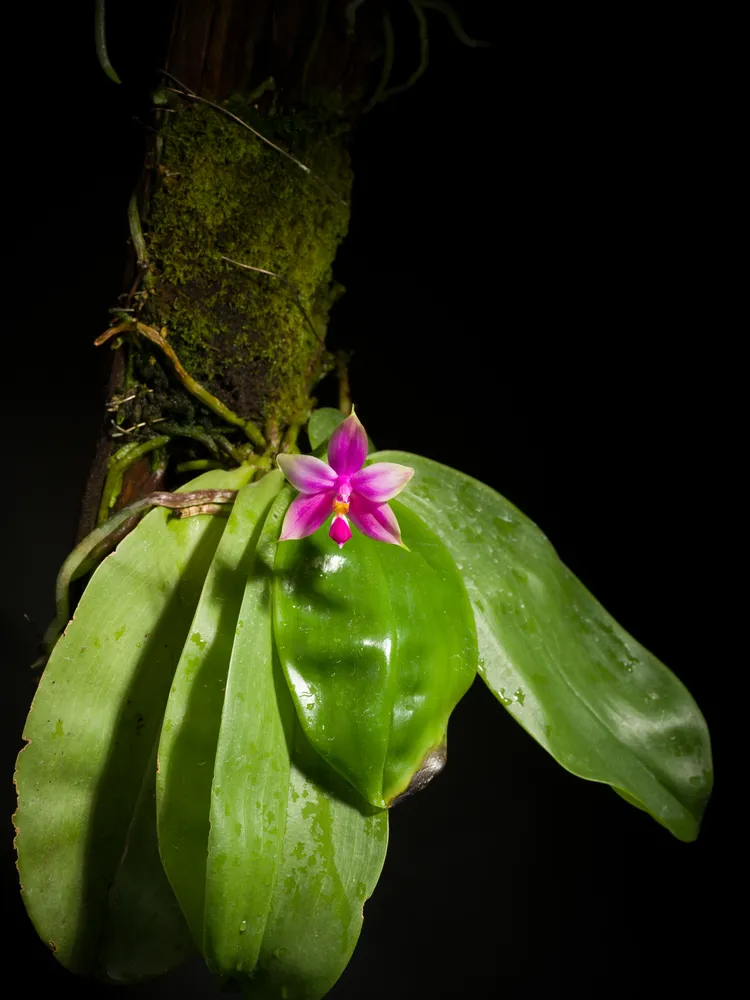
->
[{"left": 388, "top": 744, "right": 448, "bottom": 807}]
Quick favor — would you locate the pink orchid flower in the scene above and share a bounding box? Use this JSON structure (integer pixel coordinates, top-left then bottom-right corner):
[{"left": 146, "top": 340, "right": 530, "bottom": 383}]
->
[{"left": 277, "top": 410, "right": 414, "bottom": 548}]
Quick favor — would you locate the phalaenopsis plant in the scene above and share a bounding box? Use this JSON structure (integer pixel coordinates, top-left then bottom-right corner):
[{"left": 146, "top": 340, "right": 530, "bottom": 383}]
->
[{"left": 13, "top": 3, "right": 711, "bottom": 999}]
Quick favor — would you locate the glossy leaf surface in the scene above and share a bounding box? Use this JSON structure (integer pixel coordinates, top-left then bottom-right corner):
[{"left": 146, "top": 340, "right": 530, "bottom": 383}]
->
[
  {"left": 202, "top": 483, "right": 291, "bottom": 973},
  {"left": 14, "top": 467, "right": 251, "bottom": 973},
  {"left": 307, "top": 407, "right": 376, "bottom": 456},
  {"left": 241, "top": 719, "right": 387, "bottom": 1000},
  {"left": 274, "top": 503, "right": 478, "bottom": 807},
  {"left": 157, "top": 472, "right": 284, "bottom": 944},
  {"left": 206, "top": 490, "right": 388, "bottom": 997},
  {"left": 158, "top": 483, "right": 388, "bottom": 996},
  {"left": 370, "top": 452, "right": 712, "bottom": 840}
]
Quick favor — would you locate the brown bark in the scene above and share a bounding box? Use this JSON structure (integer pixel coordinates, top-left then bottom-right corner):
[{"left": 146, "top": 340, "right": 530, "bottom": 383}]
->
[{"left": 79, "top": 0, "right": 388, "bottom": 540}]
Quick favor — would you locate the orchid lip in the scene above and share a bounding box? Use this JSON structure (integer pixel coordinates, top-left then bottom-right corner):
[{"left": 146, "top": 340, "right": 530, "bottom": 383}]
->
[{"left": 329, "top": 514, "right": 352, "bottom": 549}]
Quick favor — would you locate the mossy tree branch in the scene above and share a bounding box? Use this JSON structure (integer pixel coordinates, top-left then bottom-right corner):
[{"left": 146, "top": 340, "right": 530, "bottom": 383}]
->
[
  {"left": 80, "top": 0, "right": 484, "bottom": 537},
  {"left": 79, "top": 0, "right": 391, "bottom": 536}
]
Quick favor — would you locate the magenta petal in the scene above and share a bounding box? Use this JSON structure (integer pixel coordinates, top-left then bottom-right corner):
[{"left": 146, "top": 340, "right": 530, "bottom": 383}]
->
[
  {"left": 329, "top": 515, "right": 352, "bottom": 548},
  {"left": 280, "top": 490, "right": 334, "bottom": 541},
  {"left": 327, "top": 409, "right": 368, "bottom": 477},
  {"left": 277, "top": 454, "right": 336, "bottom": 494},
  {"left": 348, "top": 494, "right": 404, "bottom": 546},
  {"left": 351, "top": 462, "right": 414, "bottom": 503}
]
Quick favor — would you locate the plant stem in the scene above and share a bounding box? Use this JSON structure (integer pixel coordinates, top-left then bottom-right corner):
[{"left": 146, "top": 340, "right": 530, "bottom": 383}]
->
[
  {"left": 97, "top": 436, "right": 171, "bottom": 525},
  {"left": 175, "top": 459, "right": 226, "bottom": 472},
  {"left": 40, "top": 488, "right": 239, "bottom": 664}
]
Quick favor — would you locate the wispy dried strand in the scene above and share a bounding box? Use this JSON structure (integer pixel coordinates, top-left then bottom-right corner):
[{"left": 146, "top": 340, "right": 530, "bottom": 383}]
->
[
  {"left": 159, "top": 70, "right": 346, "bottom": 205},
  {"left": 220, "top": 256, "right": 325, "bottom": 346},
  {"left": 159, "top": 68, "right": 196, "bottom": 96}
]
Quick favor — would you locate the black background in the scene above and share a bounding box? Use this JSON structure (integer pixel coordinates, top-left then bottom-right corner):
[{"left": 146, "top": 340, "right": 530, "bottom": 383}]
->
[{"left": 2, "top": 2, "right": 731, "bottom": 996}]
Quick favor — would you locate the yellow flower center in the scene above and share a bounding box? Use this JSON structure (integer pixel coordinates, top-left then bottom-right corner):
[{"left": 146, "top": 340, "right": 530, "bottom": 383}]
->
[{"left": 333, "top": 499, "right": 350, "bottom": 516}]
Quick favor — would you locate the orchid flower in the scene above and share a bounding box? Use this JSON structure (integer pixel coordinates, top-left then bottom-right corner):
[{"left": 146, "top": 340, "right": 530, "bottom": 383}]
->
[{"left": 277, "top": 410, "right": 414, "bottom": 548}]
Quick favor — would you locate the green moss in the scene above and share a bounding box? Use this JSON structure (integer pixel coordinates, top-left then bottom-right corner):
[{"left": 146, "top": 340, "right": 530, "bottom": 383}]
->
[{"left": 142, "top": 98, "right": 352, "bottom": 434}]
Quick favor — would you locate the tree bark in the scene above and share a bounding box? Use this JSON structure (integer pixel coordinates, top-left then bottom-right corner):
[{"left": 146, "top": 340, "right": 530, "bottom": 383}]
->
[{"left": 79, "top": 0, "right": 387, "bottom": 538}]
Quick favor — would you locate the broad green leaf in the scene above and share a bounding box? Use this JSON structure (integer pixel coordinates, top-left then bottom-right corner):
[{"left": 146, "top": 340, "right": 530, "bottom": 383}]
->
[
  {"left": 308, "top": 407, "right": 376, "bottom": 456},
  {"left": 14, "top": 467, "right": 251, "bottom": 973},
  {"left": 157, "top": 471, "right": 285, "bottom": 945},
  {"left": 207, "top": 490, "right": 387, "bottom": 996},
  {"left": 102, "top": 744, "right": 194, "bottom": 981},
  {"left": 273, "top": 504, "right": 478, "bottom": 807},
  {"left": 202, "top": 485, "right": 292, "bottom": 974},
  {"left": 39, "top": 487, "right": 238, "bottom": 663},
  {"left": 158, "top": 482, "right": 388, "bottom": 996},
  {"left": 308, "top": 408, "right": 345, "bottom": 450},
  {"left": 241, "top": 722, "right": 387, "bottom": 1000},
  {"left": 370, "top": 452, "right": 712, "bottom": 841}
]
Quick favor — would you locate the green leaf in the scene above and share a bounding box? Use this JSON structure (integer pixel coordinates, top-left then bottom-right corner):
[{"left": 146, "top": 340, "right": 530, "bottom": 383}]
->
[
  {"left": 308, "top": 408, "right": 345, "bottom": 450},
  {"left": 240, "top": 723, "right": 387, "bottom": 1000},
  {"left": 102, "top": 744, "right": 195, "bottom": 982},
  {"left": 157, "top": 471, "right": 285, "bottom": 945},
  {"left": 14, "top": 467, "right": 252, "bottom": 974},
  {"left": 307, "top": 407, "right": 376, "bottom": 455},
  {"left": 273, "top": 503, "right": 478, "bottom": 808},
  {"left": 158, "top": 482, "right": 388, "bottom": 996},
  {"left": 370, "top": 452, "right": 712, "bottom": 841},
  {"left": 208, "top": 491, "right": 387, "bottom": 997},
  {"left": 201, "top": 484, "right": 292, "bottom": 974}
]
